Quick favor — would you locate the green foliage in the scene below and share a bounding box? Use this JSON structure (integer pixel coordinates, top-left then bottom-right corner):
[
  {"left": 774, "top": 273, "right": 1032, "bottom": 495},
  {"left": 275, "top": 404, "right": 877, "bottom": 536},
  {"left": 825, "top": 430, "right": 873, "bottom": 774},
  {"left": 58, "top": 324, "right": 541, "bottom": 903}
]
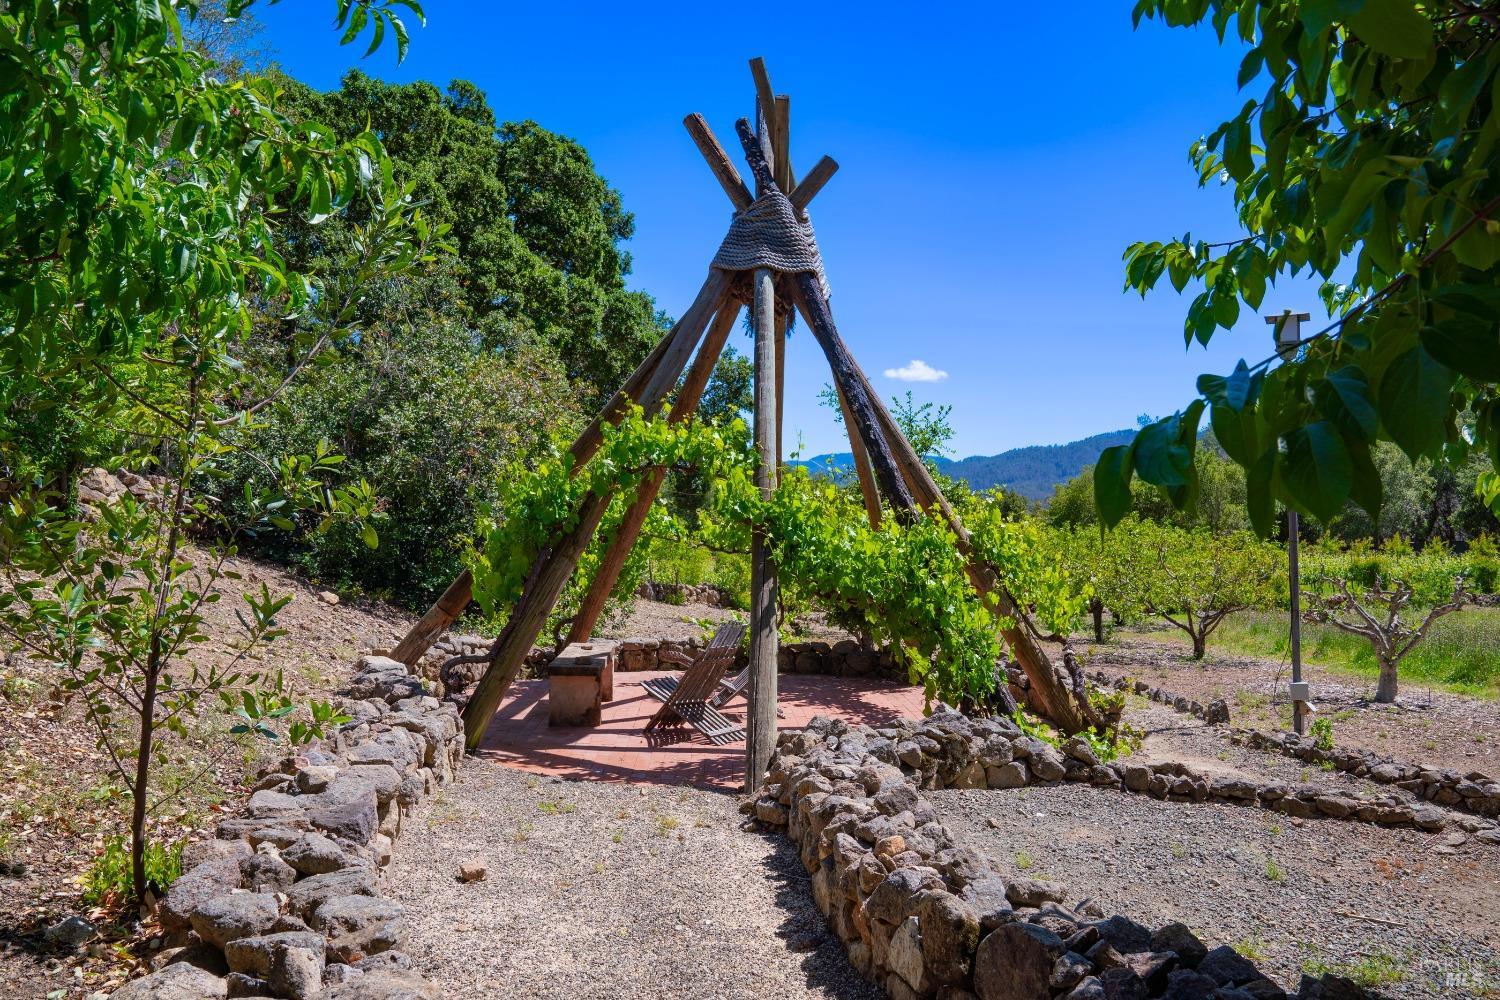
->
[
  {"left": 964, "top": 505, "right": 1092, "bottom": 638},
  {"left": 222, "top": 327, "right": 579, "bottom": 604},
  {"left": 0, "top": 0, "right": 435, "bottom": 905},
  {"left": 1111, "top": 1, "right": 1500, "bottom": 532},
  {"left": 1052, "top": 445, "right": 1248, "bottom": 533},
  {"left": 1090, "top": 517, "right": 1285, "bottom": 656},
  {"left": 269, "top": 70, "right": 668, "bottom": 406},
  {"left": 83, "top": 836, "right": 183, "bottom": 906},
  {"left": 1309, "top": 716, "right": 1335, "bottom": 751}
]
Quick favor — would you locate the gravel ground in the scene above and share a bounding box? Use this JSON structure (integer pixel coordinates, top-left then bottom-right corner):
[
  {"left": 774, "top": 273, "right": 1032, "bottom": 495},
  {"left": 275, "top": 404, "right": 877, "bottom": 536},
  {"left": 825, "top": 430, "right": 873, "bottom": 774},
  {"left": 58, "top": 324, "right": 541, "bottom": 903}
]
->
[
  {"left": 934, "top": 784, "right": 1500, "bottom": 999},
  {"left": 1066, "top": 636, "right": 1499, "bottom": 776},
  {"left": 384, "top": 758, "right": 881, "bottom": 1000},
  {"left": 1125, "top": 699, "right": 1453, "bottom": 806}
]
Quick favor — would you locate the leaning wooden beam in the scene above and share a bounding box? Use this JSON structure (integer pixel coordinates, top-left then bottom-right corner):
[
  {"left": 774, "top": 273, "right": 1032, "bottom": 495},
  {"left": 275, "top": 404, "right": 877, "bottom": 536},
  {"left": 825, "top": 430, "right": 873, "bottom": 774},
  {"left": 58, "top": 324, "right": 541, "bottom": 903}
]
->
[
  {"left": 749, "top": 57, "right": 778, "bottom": 152},
  {"left": 745, "top": 264, "right": 780, "bottom": 792},
  {"left": 789, "top": 156, "right": 838, "bottom": 215},
  {"left": 460, "top": 488, "right": 614, "bottom": 747},
  {"left": 836, "top": 383, "right": 882, "bottom": 529},
  {"left": 845, "top": 357, "right": 1089, "bottom": 734},
  {"left": 563, "top": 297, "right": 741, "bottom": 647},
  {"left": 773, "top": 95, "right": 793, "bottom": 193},
  {"left": 774, "top": 310, "right": 787, "bottom": 468},
  {"left": 390, "top": 569, "right": 476, "bottom": 667},
  {"left": 683, "top": 114, "right": 753, "bottom": 211},
  {"left": 577, "top": 268, "right": 731, "bottom": 462},
  {"left": 789, "top": 273, "right": 916, "bottom": 519},
  {"left": 389, "top": 269, "right": 729, "bottom": 668},
  {"left": 458, "top": 281, "right": 731, "bottom": 746},
  {"left": 731, "top": 116, "right": 917, "bottom": 518}
]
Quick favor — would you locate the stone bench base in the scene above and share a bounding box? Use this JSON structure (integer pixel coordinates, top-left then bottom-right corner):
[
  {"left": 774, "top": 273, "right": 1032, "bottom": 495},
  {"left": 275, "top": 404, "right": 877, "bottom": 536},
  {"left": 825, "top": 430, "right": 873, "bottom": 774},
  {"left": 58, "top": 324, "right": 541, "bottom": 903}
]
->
[{"left": 547, "top": 641, "right": 617, "bottom": 727}]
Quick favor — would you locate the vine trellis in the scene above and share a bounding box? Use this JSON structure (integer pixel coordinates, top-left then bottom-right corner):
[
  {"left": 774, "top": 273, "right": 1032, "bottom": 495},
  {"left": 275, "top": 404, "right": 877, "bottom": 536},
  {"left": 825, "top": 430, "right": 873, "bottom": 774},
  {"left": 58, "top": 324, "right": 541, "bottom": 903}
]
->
[{"left": 388, "top": 58, "right": 1090, "bottom": 789}]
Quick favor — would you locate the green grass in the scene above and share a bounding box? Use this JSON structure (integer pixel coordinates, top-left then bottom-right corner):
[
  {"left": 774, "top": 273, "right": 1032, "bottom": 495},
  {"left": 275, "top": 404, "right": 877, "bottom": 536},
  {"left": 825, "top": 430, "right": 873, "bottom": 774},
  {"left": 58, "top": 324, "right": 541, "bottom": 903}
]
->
[
  {"left": 1302, "top": 948, "right": 1409, "bottom": 988},
  {"left": 1207, "top": 608, "right": 1500, "bottom": 699}
]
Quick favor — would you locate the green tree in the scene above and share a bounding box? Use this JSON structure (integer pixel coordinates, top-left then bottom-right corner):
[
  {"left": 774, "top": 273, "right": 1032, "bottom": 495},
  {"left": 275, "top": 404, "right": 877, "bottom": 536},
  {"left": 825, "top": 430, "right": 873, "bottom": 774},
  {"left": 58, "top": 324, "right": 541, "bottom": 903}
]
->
[
  {"left": 270, "top": 72, "right": 668, "bottom": 403},
  {"left": 0, "top": 0, "right": 432, "bottom": 905},
  {"left": 1107, "top": 1, "right": 1500, "bottom": 536},
  {"left": 1101, "top": 518, "right": 1284, "bottom": 658}
]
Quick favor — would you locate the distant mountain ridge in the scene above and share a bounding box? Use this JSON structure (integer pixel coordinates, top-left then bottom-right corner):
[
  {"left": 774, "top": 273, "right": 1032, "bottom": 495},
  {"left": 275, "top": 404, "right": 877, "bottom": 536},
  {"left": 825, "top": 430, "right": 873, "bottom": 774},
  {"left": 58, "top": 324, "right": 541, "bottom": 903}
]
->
[{"left": 793, "top": 428, "right": 1135, "bottom": 501}]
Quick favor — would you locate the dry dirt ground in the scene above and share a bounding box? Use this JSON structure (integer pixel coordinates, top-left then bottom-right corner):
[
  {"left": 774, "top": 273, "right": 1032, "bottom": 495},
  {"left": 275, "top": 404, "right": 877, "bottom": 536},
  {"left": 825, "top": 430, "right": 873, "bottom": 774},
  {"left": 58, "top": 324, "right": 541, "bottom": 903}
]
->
[
  {"left": 936, "top": 693, "right": 1500, "bottom": 1000},
  {"left": 384, "top": 758, "right": 880, "bottom": 1000},
  {"left": 0, "top": 549, "right": 413, "bottom": 1000},
  {"left": 1054, "top": 634, "right": 1500, "bottom": 777}
]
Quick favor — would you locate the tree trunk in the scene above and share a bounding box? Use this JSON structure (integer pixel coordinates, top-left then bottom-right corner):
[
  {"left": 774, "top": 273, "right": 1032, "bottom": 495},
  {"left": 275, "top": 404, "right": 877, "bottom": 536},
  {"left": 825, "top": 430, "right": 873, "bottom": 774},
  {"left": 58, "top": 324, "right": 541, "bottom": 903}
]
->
[
  {"left": 131, "top": 661, "right": 159, "bottom": 905},
  {"left": 1190, "top": 631, "right": 1206, "bottom": 660},
  {"left": 1375, "top": 656, "right": 1399, "bottom": 703},
  {"left": 1091, "top": 597, "right": 1104, "bottom": 644}
]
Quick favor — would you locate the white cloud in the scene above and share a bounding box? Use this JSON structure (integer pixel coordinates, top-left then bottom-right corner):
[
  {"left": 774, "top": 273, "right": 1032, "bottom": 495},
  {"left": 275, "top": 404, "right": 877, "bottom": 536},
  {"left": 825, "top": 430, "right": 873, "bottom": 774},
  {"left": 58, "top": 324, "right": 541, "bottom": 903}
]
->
[{"left": 883, "top": 359, "right": 949, "bottom": 383}]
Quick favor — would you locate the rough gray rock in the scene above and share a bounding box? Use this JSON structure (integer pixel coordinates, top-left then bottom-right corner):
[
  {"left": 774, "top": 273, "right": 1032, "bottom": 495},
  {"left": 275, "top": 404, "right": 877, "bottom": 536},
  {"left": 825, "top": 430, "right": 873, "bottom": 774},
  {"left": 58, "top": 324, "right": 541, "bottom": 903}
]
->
[
  {"left": 283, "top": 831, "right": 356, "bottom": 876},
  {"left": 190, "top": 893, "right": 282, "bottom": 950},
  {"left": 110, "top": 962, "right": 229, "bottom": 999},
  {"left": 224, "top": 930, "right": 327, "bottom": 1000},
  {"left": 288, "top": 868, "right": 380, "bottom": 920},
  {"left": 311, "top": 894, "right": 408, "bottom": 963},
  {"left": 159, "top": 856, "right": 244, "bottom": 934},
  {"left": 974, "top": 922, "right": 1064, "bottom": 1000}
]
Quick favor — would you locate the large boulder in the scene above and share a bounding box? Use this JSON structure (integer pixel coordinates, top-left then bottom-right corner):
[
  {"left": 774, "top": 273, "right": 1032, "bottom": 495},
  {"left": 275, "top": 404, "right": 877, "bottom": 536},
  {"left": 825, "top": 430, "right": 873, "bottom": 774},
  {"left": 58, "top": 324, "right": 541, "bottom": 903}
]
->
[
  {"left": 224, "top": 931, "right": 326, "bottom": 1000},
  {"left": 283, "top": 832, "right": 357, "bottom": 876},
  {"left": 288, "top": 868, "right": 380, "bottom": 920},
  {"left": 159, "top": 856, "right": 243, "bottom": 934}
]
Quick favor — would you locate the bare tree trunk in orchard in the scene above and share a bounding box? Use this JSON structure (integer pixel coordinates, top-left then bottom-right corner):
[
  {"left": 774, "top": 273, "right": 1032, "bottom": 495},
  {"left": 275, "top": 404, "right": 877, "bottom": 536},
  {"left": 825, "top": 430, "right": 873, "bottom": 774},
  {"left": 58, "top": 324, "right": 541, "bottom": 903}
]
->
[
  {"left": 1091, "top": 598, "right": 1104, "bottom": 644},
  {"left": 1376, "top": 656, "right": 1400, "bottom": 703},
  {"left": 745, "top": 266, "right": 780, "bottom": 793}
]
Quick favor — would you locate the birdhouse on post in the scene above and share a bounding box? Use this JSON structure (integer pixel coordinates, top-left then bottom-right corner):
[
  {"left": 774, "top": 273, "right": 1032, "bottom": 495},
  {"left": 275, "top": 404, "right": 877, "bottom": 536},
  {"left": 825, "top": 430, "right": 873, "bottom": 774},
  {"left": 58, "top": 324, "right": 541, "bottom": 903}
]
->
[{"left": 1266, "top": 310, "right": 1311, "bottom": 359}]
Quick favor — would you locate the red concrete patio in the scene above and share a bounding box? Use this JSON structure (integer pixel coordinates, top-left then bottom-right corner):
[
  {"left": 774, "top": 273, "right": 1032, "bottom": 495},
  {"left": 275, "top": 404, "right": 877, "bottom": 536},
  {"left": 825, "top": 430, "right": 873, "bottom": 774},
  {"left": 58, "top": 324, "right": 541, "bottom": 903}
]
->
[{"left": 474, "top": 671, "right": 927, "bottom": 789}]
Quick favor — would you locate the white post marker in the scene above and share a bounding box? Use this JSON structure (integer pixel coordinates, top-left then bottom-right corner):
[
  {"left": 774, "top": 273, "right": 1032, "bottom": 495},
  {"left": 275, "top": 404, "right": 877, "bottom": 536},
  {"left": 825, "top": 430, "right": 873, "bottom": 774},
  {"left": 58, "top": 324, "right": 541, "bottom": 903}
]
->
[{"left": 1266, "top": 309, "right": 1312, "bottom": 733}]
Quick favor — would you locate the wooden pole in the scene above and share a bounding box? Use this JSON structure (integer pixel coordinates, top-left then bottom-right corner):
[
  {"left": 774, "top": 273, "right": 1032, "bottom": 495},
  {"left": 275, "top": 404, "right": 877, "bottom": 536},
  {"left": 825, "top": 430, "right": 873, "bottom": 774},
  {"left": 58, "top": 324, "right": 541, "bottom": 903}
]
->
[
  {"left": 836, "top": 384, "right": 882, "bottom": 529},
  {"left": 745, "top": 265, "right": 780, "bottom": 792},
  {"left": 749, "top": 58, "right": 778, "bottom": 148},
  {"left": 386, "top": 270, "right": 728, "bottom": 668},
  {"left": 789, "top": 272, "right": 917, "bottom": 519},
  {"left": 563, "top": 299, "right": 741, "bottom": 647},
  {"left": 683, "top": 114, "right": 753, "bottom": 211},
  {"left": 774, "top": 309, "right": 787, "bottom": 468},
  {"left": 773, "top": 95, "right": 793, "bottom": 193},
  {"left": 790, "top": 156, "right": 838, "bottom": 214}
]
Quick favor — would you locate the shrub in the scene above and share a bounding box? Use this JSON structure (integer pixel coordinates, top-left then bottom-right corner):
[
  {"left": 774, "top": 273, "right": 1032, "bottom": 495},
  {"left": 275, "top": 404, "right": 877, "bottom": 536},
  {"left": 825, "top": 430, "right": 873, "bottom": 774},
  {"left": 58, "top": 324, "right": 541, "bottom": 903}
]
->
[{"left": 84, "top": 837, "right": 183, "bottom": 906}]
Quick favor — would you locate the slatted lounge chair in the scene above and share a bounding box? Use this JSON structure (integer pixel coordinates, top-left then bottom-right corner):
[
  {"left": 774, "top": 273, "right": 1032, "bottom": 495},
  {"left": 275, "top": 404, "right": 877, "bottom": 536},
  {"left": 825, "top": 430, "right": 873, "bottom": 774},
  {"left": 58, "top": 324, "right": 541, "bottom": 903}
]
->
[{"left": 642, "top": 623, "right": 746, "bottom": 745}]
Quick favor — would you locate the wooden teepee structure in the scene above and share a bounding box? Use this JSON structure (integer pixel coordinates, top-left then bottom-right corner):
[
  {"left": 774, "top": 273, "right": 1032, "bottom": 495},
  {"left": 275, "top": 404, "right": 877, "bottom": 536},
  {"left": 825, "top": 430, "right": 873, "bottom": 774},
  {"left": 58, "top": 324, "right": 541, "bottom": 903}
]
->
[{"left": 388, "top": 58, "right": 1089, "bottom": 791}]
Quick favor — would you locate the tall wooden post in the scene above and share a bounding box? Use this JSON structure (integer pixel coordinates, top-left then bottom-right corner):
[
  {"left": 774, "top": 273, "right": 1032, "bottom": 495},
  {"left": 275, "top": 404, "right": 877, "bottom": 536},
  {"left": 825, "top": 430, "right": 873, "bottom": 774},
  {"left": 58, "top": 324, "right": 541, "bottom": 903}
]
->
[{"left": 745, "top": 266, "right": 780, "bottom": 792}]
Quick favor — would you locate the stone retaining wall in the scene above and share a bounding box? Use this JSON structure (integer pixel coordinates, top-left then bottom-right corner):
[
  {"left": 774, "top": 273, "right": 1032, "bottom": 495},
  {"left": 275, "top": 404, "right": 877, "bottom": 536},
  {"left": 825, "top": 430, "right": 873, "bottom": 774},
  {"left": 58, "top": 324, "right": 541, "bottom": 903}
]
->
[
  {"left": 633, "top": 580, "right": 736, "bottom": 607},
  {"left": 1087, "top": 670, "right": 1231, "bottom": 725},
  {"left": 1235, "top": 727, "right": 1500, "bottom": 818},
  {"left": 752, "top": 714, "right": 1376, "bottom": 1000},
  {"left": 114, "top": 655, "right": 463, "bottom": 999},
  {"left": 428, "top": 632, "right": 912, "bottom": 704}
]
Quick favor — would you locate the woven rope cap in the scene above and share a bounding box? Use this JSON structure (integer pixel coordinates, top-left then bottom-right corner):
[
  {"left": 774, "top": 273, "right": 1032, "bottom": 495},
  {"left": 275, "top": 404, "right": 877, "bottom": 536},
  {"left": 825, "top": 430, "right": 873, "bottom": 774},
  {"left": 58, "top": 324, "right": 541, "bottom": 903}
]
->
[{"left": 711, "top": 189, "right": 830, "bottom": 299}]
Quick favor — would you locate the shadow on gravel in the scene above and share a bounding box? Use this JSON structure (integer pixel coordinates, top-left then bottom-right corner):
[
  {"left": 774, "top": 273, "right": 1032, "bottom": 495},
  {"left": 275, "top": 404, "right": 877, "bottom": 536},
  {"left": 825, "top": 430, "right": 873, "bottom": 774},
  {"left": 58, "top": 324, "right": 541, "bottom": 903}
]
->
[{"left": 755, "top": 832, "right": 883, "bottom": 1000}]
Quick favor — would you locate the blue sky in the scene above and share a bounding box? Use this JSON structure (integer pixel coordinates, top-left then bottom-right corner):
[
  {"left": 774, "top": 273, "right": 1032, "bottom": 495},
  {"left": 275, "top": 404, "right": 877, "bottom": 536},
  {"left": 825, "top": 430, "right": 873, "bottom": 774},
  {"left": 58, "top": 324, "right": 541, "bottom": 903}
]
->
[{"left": 257, "top": 2, "right": 1327, "bottom": 458}]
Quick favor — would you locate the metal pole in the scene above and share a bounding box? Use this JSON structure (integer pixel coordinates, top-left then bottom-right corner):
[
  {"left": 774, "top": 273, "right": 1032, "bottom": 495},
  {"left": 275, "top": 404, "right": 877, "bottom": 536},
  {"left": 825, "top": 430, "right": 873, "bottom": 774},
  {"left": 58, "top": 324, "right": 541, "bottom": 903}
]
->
[{"left": 1288, "top": 508, "right": 1305, "bottom": 734}]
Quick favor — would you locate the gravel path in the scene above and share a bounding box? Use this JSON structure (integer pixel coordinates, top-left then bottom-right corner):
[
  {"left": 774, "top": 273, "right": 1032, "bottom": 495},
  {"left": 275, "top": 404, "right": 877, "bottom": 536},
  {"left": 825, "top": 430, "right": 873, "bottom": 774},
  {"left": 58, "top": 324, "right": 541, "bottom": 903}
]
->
[
  {"left": 934, "top": 784, "right": 1500, "bottom": 999},
  {"left": 385, "top": 758, "right": 880, "bottom": 1000}
]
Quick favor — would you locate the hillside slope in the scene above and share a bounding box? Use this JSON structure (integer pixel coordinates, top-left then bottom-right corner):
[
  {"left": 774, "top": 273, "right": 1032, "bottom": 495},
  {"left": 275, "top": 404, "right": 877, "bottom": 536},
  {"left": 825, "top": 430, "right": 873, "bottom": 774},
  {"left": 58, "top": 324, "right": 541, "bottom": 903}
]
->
[{"left": 795, "top": 428, "right": 1134, "bottom": 500}]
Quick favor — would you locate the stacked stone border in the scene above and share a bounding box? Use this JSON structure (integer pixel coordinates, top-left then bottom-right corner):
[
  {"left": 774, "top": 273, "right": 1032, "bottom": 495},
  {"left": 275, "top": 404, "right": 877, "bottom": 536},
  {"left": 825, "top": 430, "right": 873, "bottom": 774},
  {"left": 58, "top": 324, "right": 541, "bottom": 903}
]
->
[
  {"left": 751, "top": 712, "right": 1385, "bottom": 1000},
  {"left": 1086, "top": 670, "right": 1230, "bottom": 725},
  {"left": 114, "top": 655, "right": 463, "bottom": 999},
  {"left": 1233, "top": 727, "right": 1500, "bottom": 819},
  {"left": 429, "top": 632, "right": 911, "bottom": 702}
]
